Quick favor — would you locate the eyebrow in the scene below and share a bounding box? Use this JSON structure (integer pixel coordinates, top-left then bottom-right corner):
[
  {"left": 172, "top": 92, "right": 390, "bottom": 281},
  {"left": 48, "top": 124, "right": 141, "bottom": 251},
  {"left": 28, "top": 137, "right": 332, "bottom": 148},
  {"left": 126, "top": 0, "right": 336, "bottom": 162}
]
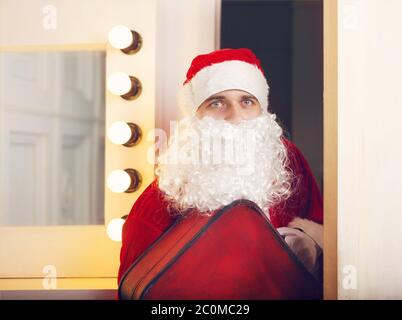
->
[
  {"left": 240, "top": 95, "right": 257, "bottom": 101},
  {"left": 204, "top": 95, "right": 226, "bottom": 102},
  {"left": 204, "top": 94, "right": 257, "bottom": 102}
]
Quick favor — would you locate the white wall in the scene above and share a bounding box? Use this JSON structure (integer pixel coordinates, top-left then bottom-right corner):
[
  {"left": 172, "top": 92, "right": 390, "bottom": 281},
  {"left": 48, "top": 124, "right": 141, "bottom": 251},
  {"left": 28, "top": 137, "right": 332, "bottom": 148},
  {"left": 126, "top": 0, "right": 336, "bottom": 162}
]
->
[
  {"left": 155, "top": 0, "right": 219, "bottom": 135},
  {"left": 0, "top": 0, "right": 153, "bottom": 47},
  {"left": 338, "top": 0, "right": 402, "bottom": 299}
]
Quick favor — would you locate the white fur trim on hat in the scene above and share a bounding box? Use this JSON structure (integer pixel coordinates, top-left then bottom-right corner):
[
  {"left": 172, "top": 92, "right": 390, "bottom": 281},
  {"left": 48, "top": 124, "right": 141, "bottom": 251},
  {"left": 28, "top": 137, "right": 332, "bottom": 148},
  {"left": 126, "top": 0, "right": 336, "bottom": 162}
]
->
[
  {"left": 178, "top": 60, "right": 270, "bottom": 116},
  {"left": 287, "top": 217, "right": 324, "bottom": 249}
]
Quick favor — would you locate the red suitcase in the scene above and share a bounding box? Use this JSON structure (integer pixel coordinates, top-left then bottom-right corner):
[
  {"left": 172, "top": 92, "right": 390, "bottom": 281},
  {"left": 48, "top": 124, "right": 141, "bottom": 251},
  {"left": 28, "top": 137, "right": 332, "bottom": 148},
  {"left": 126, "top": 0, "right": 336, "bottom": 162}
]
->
[{"left": 118, "top": 199, "right": 322, "bottom": 300}]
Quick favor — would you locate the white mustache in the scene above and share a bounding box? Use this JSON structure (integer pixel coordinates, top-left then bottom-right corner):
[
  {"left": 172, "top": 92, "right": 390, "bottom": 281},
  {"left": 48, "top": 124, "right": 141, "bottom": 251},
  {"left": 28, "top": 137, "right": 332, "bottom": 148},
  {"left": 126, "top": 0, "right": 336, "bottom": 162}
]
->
[
  {"left": 156, "top": 113, "right": 293, "bottom": 216},
  {"left": 159, "top": 115, "right": 273, "bottom": 173}
]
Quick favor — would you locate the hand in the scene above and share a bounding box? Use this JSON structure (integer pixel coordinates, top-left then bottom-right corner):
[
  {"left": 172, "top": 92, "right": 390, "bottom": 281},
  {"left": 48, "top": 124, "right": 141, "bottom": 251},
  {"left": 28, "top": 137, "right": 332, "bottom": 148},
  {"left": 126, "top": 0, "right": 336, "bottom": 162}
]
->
[{"left": 276, "top": 227, "right": 322, "bottom": 274}]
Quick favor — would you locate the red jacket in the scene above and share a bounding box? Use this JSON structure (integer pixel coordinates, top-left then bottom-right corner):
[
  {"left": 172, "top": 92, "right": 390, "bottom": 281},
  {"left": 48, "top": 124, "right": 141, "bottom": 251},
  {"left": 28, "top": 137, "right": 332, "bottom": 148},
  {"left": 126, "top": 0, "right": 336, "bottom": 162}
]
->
[{"left": 117, "top": 138, "right": 323, "bottom": 285}]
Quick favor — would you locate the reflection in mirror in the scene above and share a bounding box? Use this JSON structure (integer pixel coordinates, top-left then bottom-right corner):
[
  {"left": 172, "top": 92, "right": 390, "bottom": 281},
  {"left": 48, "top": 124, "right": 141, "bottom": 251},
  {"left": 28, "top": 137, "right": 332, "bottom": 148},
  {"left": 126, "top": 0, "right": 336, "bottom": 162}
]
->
[{"left": 0, "top": 51, "right": 105, "bottom": 226}]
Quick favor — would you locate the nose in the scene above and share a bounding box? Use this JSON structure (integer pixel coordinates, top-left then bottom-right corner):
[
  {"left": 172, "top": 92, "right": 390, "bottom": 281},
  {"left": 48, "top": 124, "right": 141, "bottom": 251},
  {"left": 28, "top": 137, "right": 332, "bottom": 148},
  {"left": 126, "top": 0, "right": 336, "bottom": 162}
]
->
[{"left": 224, "top": 103, "right": 246, "bottom": 124}]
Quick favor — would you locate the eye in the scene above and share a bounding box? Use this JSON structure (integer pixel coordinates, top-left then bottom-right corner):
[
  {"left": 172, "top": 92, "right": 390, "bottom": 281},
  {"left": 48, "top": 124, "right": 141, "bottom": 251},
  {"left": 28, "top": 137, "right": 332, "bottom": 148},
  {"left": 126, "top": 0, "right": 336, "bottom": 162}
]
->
[
  {"left": 209, "top": 100, "right": 224, "bottom": 108},
  {"left": 243, "top": 99, "right": 254, "bottom": 106}
]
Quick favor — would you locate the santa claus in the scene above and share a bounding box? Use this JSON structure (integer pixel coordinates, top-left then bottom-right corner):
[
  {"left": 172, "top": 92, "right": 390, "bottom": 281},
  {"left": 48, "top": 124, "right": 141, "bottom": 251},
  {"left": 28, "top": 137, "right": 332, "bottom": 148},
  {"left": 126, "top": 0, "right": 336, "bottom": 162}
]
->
[{"left": 117, "top": 48, "right": 323, "bottom": 294}]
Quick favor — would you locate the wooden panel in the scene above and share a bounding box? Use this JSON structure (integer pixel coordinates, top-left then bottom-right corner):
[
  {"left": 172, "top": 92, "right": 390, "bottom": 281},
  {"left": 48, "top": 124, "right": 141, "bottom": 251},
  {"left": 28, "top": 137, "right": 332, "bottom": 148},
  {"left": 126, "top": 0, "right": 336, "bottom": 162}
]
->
[
  {"left": 0, "top": 275, "right": 117, "bottom": 292},
  {"left": 0, "top": 289, "right": 117, "bottom": 300},
  {"left": 323, "top": 0, "right": 338, "bottom": 300}
]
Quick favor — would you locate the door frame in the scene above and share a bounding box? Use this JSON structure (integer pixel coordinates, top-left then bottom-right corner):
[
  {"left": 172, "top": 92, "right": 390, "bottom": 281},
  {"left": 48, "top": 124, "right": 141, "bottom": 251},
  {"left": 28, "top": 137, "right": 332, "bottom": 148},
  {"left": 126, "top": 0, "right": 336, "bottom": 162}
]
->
[{"left": 323, "top": 0, "right": 338, "bottom": 300}]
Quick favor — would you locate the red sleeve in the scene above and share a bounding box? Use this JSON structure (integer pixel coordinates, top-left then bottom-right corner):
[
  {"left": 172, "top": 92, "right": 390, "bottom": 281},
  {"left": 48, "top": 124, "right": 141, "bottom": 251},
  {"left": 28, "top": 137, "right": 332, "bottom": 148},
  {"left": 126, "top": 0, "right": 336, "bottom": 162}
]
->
[
  {"left": 117, "top": 179, "right": 177, "bottom": 285},
  {"left": 269, "top": 138, "right": 323, "bottom": 228}
]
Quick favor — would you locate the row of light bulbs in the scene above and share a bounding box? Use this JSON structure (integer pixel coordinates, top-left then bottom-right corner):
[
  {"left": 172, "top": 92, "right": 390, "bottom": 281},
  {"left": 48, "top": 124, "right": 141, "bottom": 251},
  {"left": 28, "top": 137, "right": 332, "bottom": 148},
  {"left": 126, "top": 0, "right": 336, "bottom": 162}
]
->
[
  {"left": 107, "top": 25, "right": 142, "bottom": 100},
  {"left": 106, "top": 25, "right": 144, "bottom": 242}
]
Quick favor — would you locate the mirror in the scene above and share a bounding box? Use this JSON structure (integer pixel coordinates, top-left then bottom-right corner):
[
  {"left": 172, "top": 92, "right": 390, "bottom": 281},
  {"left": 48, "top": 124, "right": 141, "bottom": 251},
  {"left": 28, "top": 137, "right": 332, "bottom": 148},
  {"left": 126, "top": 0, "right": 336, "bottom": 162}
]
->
[{"left": 0, "top": 51, "right": 106, "bottom": 226}]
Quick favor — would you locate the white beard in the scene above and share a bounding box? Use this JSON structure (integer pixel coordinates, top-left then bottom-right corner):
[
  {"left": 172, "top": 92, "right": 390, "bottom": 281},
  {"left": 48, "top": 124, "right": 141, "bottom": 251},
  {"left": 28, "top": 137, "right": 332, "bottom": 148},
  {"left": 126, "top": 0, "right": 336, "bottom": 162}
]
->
[{"left": 155, "top": 113, "right": 293, "bottom": 217}]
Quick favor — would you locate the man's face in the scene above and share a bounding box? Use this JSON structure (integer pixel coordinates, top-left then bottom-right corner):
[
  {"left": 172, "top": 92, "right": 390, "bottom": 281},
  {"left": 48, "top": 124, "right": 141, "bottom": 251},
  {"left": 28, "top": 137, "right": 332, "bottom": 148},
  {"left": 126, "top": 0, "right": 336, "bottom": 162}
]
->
[{"left": 196, "top": 89, "right": 262, "bottom": 123}]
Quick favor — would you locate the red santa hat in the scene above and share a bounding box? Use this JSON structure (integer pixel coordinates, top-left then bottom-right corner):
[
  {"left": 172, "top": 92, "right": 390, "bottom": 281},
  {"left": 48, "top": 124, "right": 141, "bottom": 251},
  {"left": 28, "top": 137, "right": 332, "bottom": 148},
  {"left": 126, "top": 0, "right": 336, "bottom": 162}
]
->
[{"left": 178, "top": 48, "right": 270, "bottom": 115}]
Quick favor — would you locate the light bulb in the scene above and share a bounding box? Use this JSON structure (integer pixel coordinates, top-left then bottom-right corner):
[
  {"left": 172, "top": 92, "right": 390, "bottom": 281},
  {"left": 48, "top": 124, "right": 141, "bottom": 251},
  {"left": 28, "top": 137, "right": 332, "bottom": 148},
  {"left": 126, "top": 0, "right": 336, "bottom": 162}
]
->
[
  {"left": 108, "top": 121, "right": 132, "bottom": 145},
  {"left": 107, "top": 168, "right": 142, "bottom": 193},
  {"left": 108, "top": 122, "right": 142, "bottom": 146},
  {"left": 108, "top": 25, "right": 142, "bottom": 54},
  {"left": 108, "top": 25, "right": 133, "bottom": 50},
  {"left": 107, "top": 72, "right": 132, "bottom": 96},
  {"left": 107, "top": 169, "right": 132, "bottom": 193},
  {"left": 106, "top": 218, "right": 125, "bottom": 242}
]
